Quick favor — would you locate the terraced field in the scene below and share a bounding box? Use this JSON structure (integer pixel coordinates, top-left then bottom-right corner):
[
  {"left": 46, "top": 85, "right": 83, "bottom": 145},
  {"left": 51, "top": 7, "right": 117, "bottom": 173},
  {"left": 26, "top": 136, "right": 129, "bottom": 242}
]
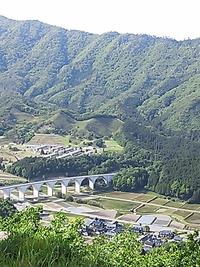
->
[
  {"left": 1, "top": 183, "right": 200, "bottom": 229},
  {"left": 95, "top": 191, "right": 200, "bottom": 228},
  {"left": 0, "top": 172, "right": 26, "bottom": 182}
]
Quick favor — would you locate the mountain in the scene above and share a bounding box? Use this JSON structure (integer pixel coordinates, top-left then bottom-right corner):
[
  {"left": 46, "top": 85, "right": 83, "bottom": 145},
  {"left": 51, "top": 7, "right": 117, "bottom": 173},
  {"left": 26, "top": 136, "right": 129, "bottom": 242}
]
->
[{"left": 0, "top": 16, "right": 200, "bottom": 140}]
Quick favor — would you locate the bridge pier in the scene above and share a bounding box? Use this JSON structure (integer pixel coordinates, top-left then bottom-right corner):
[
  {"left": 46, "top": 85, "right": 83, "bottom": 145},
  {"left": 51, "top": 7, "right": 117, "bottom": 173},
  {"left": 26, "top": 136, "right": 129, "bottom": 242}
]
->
[
  {"left": 46, "top": 181, "right": 56, "bottom": 197},
  {"left": 88, "top": 176, "right": 98, "bottom": 190},
  {"left": 89, "top": 179, "right": 94, "bottom": 190},
  {"left": 32, "top": 183, "right": 43, "bottom": 198},
  {"left": 75, "top": 180, "right": 81, "bottom": 193},
  {"left": 18, "top": 185, "right": 29, "bottom": 201},
  {"left": 61, "top": 180, "right": 70, "bottom": 195},
  {"left": 2, "top": 188, "right": 12, "bottom": 199}
]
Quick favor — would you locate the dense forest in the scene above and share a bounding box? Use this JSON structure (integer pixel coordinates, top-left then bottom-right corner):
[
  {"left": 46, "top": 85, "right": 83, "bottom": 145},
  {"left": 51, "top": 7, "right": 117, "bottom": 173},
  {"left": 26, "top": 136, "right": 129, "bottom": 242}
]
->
[
  {"left": 0, "top": 15, "right": 200, "bottom": 140},
  {"left": 6, "top": 153, "right": 122, "bottom": 179},
  {"left": 0, "top": 205, "right": 200, "bottom": 267}
]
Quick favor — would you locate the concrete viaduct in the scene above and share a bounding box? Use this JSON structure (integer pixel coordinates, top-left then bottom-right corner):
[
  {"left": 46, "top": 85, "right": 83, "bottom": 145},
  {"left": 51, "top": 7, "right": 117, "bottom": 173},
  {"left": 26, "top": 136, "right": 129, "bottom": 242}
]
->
[{"left": 0, "top": 173, "right": 115, "bottom": 201}]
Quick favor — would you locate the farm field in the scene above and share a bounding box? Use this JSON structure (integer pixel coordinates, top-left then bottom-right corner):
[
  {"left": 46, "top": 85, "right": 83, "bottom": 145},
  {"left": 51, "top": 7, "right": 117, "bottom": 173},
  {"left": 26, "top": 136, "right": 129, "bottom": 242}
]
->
[
  {"left": 137, "top": 215, "right": 155, "bottom": 225},
  {"left": 185, "top": 213, "right": 200, "bottom": 224},
  {"left": 0, "top": 172, "right": 27, "bottom": 183},
  {"left": 172, "top": 210, "right": 192, "bottom": 219},
  {"left": 1, "top": 182, "right": 200, "bottom": 229},
  {"left": 117, "top": 213, "right": 141, "bottom": 222},
  {"left": 148, "top": 197, "right": 169, "bottom": 206},
  {"left": 89, "top": 191, "right": 200, "bottom": 228},
  {"left": 152, "top": 215, "right": 171, "bottom": 227},
  {"left": 26, "top": 134, "right": 68, "bottom": 146},
  {"left": 132, "top": 194, "right": 154, "bottom": 202},
  {"left": 0, "top": 145, "right": 33, "bottom": 162},
  {"left": 181, "top": 203, "right": 200, "bottom": 211},
  {"left": 93, "top": 197, "right": 136, "bottom": 212},
  {"left": 0, "top": 151, "right": 18, "bottom": 163},
  {"left": 97, "top": 191, "right": 144, "bottom": 200},
  {"left": 163, "top": 201, "right": 184, "bottom": 209},
  {"left": 155, "top": 208, "right": 175, "bottom": 216},
  {"left": 137, "top": 204, "right": 159, "bottom": 214}
]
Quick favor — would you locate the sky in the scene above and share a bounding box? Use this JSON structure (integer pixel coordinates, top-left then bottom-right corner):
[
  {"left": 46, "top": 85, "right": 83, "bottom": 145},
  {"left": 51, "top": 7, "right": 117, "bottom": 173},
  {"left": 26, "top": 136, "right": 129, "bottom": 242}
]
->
[{"left": 0, "top": 0, "right": 200, "bottom": 40}]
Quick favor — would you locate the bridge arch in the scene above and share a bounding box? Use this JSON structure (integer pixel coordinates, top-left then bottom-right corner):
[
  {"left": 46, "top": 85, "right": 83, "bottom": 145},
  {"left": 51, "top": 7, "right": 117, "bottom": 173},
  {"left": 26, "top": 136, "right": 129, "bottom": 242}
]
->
[
  {"left": 74, "top": 175, "right": 111, "bottom": 193},
  {"left": 0, "top": 173, "right": 116, "bottom": 200},
  {"left": 24, "top": 182, "right": 44, "bottom": 200},
  {"left": 93, "top": 176, "right": 108, "bottom": 188}
]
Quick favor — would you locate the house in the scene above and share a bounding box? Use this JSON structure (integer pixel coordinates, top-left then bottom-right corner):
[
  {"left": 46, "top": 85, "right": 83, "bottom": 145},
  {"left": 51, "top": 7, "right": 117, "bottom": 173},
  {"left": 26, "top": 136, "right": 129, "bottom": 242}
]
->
[
  {"left": 140, "top": 234, "right": 164, "bottom": 251},
  {"left": 84, "top": 219, "right": 93, "bottom": 227},
  {"left": 159, "top": 230, "right": 174, "bottom": 239},
  {"left": 140, "top": 234, "right": 152, "bottom": 244},
  {"left": 131, "top": 225, "right": 144, "bottom": 234},
  {"left": 106, "top": 221, "right": 119, "bottom": 230},
  {"left": 104, "top": 222, "right": 124, "bottom": 238},
  {"left": 173, "top": 235, "right": 182, "bottom": 242},
  {"left": 80, "top": 225, "right": 93, "bottom": 236},
  {"left": 92, "top": 217, "right": 106, "bottom": 229}
]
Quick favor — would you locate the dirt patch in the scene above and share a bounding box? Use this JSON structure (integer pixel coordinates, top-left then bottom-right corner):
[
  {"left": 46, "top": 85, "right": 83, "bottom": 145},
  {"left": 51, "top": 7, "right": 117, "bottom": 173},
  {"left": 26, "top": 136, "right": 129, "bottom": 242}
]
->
[
  {"left": 117, "top": 213, "right": 140, "bottom": 222},
  {"left": 170, "top": 221, "right": 185, "bottom": 229},
  {"left": 87, "top": 209, "right": 117, "bottom": 219}
]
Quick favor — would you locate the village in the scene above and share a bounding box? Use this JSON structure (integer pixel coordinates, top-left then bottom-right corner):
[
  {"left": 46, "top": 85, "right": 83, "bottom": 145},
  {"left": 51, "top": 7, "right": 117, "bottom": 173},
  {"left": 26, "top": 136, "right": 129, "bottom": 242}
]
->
[
  {"left": 30, "top": 144, "right": 95, "bottom": 159},
  {"left": 80, "top": 216, "right": 184, "bottom": 252}
]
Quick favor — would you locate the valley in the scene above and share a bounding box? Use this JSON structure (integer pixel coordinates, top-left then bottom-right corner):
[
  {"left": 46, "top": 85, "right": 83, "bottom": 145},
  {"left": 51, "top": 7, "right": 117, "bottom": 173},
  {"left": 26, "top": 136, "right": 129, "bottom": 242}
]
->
[{"left": 0, "top": 13, "right": 200, "bottom": 267}]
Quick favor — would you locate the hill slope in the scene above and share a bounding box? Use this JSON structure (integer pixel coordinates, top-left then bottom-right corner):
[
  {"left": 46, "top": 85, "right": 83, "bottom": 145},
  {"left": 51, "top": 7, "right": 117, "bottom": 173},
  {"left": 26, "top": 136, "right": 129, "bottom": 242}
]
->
[{"left": 0, "top": 16, "right": 200, "bottom": 139}]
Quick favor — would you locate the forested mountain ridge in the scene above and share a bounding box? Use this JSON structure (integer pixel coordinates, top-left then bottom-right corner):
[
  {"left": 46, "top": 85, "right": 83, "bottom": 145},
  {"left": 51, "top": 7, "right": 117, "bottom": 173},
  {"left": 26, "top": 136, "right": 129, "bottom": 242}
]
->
[{"left": 0, "top": 15, "right": 200, "bottom": 139}]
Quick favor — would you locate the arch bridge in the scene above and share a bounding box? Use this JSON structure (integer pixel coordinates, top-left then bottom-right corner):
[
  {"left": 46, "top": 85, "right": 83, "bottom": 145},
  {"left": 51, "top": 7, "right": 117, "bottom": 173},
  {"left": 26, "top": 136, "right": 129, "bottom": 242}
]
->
[{"left": 0, "top": 173, "right": 116, "bottom": 201}]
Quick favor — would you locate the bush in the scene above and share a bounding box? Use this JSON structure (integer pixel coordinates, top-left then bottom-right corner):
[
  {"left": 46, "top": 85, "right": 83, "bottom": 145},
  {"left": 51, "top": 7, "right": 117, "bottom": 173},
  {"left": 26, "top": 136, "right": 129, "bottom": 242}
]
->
[
  {"left": 65, "top": 194, "right": 74, "bottom": 202},
  {"left": 55, "top": 192, "right": 64, "bottom": 198},
  {"left": 75, "top": 198, "right": 88, "bottom": 204},
  {"left": 87, "top": 200, "right": 104, "bottom": 208}
]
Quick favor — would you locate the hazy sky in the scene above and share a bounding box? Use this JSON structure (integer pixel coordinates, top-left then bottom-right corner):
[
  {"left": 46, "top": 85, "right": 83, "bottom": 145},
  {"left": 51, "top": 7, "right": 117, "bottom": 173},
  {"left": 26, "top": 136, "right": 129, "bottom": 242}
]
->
[{"left": 1, "top": 0, "right": 199, "bottom": 40}]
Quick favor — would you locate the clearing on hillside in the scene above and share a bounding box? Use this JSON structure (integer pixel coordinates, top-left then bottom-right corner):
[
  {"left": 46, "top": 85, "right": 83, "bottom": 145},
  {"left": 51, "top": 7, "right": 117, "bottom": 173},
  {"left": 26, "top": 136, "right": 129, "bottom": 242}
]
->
[{"left": 27, "top": 134, "right": 68, "bottom": 146}]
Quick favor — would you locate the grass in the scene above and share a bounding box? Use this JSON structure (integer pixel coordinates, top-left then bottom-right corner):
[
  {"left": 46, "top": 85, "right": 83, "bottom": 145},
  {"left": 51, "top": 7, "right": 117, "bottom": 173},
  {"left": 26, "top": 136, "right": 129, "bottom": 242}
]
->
[
  {"left": 27, "top": 133, "right": 67, "bottom": 146},
  {"left": 132, "top": 194, "right": 154, "bottom": 202},
  {"left": 137, "top": 204, "right": 158, "bottom": 214},
  {"left": 163, "top": 201, "right": 184, "bottom": 208},
  {"left": 97, "top": 191, "right": 143, "bottom": 200},
  {"left": 185, "top": 213, "right": 200, "bottom": 224},
  {"left": 148, "top": 197, "right": 169, "bottom": 205},
  {"left": 172, "top": 210, "right": 192, "bottom": 219},
  {"left": 0, "top": 172, "right": 26, "bottom": 181},
  {"left": 104, "top": 139, "right": 124, "bottom": 151},
  {"left": 155, "top": 208, "right": 175, "bottom": 216},
  {"left": 91, "top": 197, "right": 136, "bottom": 212},
  {"left": 180, "top": 203, "right": 200, "bottom": 211},
  {"left": 0, "top": 151, "right": 17, "bottom": 162}
]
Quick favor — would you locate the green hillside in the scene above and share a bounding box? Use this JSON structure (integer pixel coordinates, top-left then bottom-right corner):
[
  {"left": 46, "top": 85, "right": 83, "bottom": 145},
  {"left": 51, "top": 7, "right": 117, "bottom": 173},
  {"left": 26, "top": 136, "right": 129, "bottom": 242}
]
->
[{"left": 0, "top": 15, "right": 200, "bottom": 142}]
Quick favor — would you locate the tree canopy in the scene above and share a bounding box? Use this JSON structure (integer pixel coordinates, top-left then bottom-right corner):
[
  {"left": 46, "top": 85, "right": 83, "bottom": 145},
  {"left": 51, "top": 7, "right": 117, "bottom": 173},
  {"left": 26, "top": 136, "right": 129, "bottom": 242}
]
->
[{"left": 0, "top": 207, "right": 200, "bottom": 266}]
